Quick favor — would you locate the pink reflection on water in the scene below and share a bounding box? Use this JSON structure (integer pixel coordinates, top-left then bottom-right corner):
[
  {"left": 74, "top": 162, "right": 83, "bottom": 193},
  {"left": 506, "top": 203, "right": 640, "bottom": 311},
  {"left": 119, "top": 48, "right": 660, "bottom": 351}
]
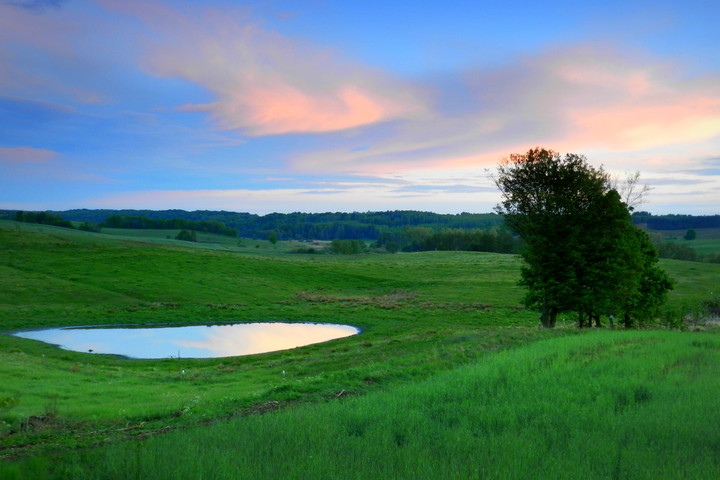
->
[
  {"left": 176, "top": 323, "right": 359, "bottom": 356},
  {"left": 13, "top": 323, "right": 359, "bottom": 359}
]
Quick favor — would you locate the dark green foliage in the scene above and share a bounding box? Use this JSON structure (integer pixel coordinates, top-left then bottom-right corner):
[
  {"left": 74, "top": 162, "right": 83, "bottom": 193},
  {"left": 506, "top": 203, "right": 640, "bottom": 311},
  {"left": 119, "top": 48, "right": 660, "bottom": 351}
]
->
[
  {"left": 330, "top": 239, "right": 367, "bottom": 254},
  {"left": 395, "top": 227, "right": 518, "bottom": 253},
  {"left": 704, "top": 294, "right": 720, "bottom": 316},
  {"left": 495, "top": 148, "right": 611, "bottom": 327},
  {"left": 14, "top": 211, "right": 74, "bottom": 229},
  {"left": 631, "top": 212, "right": 720, "bottom": 229},
  {"left": 76, "top": 221, "right": 100, "bottom": 233},
  {"left": 102, "top": 215, "right": 237, "bottom": 237},
  {"left": 649, "top": 232, "right": 698, "bottom": 261},
  {"left": 495, "top": 148, "right": 674, "bottom": 328},
  {"left": 620, "top": 229, "right": 676, "bottom": 328},
  {"left": 6, "top": 208, "right": 506, "bottom": 242},
  {"left": 175, "top": 229, "right": 197, "bottom": 242},
  {"left": 683, "top": 228, "right": 696, "bottom": 240}
]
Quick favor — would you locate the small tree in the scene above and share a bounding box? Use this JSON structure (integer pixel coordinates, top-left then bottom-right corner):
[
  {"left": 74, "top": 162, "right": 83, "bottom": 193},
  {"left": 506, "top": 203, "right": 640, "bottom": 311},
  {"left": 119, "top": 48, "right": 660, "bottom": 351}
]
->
[
  {"left": 684, "top": 228, "right": 696, "bottom": 240},
  {"left": 495, "top": 148, "right": 673, "bottom": 328},
  {"left": 495, "top": 148, "right": 611, "bottom": 327},
  {"left": 620, "top": 229, "right": 675, "bottom": 328}
]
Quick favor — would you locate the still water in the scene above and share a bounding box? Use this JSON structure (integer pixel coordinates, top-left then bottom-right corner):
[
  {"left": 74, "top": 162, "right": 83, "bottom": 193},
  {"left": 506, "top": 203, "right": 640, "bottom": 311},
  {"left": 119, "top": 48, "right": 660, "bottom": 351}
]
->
[{"left": 13, "top": 322, "right": 360, "bottom": 359}]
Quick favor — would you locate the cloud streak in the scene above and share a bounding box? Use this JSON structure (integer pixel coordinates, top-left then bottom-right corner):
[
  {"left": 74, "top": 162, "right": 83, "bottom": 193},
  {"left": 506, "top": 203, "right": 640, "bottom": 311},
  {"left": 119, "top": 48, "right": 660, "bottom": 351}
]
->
[
  {"left": 0, "top": 146, "right": 58, "bottom": 164},
  {"left": 288, "top": 44, "right": 720, "bottom": 180},
  {"left": 88, "top": 183, "right": 502, "bottom": 215},
  {"left": 0, "top": 0, "right": 64, "bottom": 11},
  {"left": 109, "top": 4, "right": 429, "bottom": 136}
]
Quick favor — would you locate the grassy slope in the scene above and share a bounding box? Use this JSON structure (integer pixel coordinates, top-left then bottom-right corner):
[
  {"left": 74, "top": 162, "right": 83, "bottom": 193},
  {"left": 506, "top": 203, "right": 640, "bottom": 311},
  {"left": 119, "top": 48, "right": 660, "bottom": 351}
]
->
[
  {"left": 10, "top": 331, "right": 720, "bottom": 480},
  {"left": 0, "top": 223, "right": 547, "bottom": 453},
  {"left": 1, "top": 221, "right": 719, "bottom": 475}
]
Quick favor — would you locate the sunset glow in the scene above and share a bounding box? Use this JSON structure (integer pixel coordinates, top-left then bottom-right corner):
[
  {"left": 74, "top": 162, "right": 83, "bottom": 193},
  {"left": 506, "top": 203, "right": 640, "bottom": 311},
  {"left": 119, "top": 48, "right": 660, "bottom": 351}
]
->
[{"left": 1, "top": 0, "right": 718, "bottom": 214}]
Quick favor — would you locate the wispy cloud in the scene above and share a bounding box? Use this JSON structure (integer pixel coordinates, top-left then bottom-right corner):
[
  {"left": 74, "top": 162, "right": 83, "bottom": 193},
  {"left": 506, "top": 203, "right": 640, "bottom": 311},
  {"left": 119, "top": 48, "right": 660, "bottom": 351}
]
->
[
  {"left": 0, "top": 3, "right": 114, "bottom": 104},
  {"left": 0, "top": 146, "right": 58, "bottom": 164},
  {"left": 292, "top": 44, "right": 720, "bottom": 178},
  {"left": 101, "top": 2, "right": 429, "bottom": 136},
  {"left": 0, "top": 0, "right": 65, "bottom": 11}
]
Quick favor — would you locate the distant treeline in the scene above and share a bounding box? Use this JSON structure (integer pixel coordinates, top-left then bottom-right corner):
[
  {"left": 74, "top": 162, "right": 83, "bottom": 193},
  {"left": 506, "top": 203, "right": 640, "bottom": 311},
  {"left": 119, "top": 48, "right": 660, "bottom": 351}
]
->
[
  {"left": 8, "top": 211, "right": 236, "bottom": 237},
  {"left": 101, "top": 215, "right": 237, "bottom": 237},
  {"left": 1, "top": 208, "right": 516, "bottom": 254},
  {"left": 44, "top": 209, "right": 505, "bottom": 241},
  {"left": 376, "top": 227, "right": 518, "bottom": 253},
  {"left": 2, "top": 209, "right": 717, "bottom": 259},
  {"left": 632, "top": 212, "right": 720, "bottom": 230},
  {"left": 12, "top": 210, "right": 79, "bottom": 230}
]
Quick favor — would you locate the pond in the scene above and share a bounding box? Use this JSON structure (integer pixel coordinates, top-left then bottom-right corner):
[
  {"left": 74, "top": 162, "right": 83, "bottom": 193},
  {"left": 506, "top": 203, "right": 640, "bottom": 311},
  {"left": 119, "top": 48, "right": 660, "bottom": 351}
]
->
[{"left": 12, "top": 322, "right": 360, "bottom": 359}]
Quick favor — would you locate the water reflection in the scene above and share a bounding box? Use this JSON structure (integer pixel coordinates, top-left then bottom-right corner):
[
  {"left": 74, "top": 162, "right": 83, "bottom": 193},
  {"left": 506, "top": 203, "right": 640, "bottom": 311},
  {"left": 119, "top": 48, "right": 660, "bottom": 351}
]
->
[{"left": 13, "top": 322, "right": 360, "bottom": 359}]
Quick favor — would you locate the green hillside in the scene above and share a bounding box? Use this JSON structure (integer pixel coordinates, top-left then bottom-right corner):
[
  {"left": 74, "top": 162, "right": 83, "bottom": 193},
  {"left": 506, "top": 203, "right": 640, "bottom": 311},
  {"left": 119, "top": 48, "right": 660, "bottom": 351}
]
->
[
  {"left": 1, "top": 221, "right": 718, "bottom": 478},
  {"left": 30, "top": 331, "right": 720, "bottom": 480}
]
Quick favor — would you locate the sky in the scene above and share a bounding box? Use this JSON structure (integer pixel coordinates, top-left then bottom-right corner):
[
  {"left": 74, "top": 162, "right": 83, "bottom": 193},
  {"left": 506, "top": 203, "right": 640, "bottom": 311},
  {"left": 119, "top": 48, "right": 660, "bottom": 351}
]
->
[{"left": 1, "top": 0, "right": 719, "bottom": 215}]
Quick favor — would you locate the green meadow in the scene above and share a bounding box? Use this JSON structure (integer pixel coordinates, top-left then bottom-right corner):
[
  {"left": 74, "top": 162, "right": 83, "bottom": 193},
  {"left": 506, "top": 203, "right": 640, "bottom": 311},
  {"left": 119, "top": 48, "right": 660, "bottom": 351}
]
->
[
  {"left": 1, "top": 221, "right": 719, "bottom": 479},
  {"left": 657, "top": 227, "right": 720, "bottom": 257}
]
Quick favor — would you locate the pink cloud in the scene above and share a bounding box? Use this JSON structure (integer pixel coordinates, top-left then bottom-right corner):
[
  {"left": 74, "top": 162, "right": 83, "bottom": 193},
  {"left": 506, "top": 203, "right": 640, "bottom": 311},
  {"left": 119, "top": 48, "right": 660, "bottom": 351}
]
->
[
  {"left": 184, "top": 83, "right": 413, "bottom": 136},
  {"left": 0, "top": 146, "right": 58, "bottom": 164},
  {"left": 115, "top": 3, "right": 427, "bottom": 135},
  {"left": 291, "top": 45, "right": 720, "bottom": 177},
  {"left": 539, "top": 47, "right": 720, "bottom": 151}
]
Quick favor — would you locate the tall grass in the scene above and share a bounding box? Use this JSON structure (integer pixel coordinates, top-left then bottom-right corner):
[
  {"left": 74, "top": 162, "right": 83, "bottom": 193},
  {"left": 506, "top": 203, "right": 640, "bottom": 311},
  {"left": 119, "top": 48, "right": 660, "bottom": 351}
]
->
[{"left": 13, "top": 330, "right": 718, "bottom": 479}]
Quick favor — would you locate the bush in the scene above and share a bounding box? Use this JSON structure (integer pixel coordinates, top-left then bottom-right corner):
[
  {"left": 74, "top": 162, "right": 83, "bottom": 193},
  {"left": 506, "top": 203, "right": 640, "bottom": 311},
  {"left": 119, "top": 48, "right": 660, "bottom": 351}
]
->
[
  {"left": 330, "top": 239, "right": 367, "bottom": 254},
  {"left": 175, "top": 229, "right": 197, "bottom": 242}
]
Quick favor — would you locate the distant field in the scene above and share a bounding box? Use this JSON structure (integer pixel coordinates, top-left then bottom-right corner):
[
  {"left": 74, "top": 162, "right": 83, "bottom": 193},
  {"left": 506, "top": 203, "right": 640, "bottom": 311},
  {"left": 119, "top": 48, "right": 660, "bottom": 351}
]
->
[
  {"left": 651, "top": 227, "right": 720, "bottom": 256},
  {"left": 1, "top": 221, "right": 719, "bottom": 478},
  {"left": 652, "top": 227, "right": 720, "bottom": 240},
  {"left": 1, "top": 220, "right": 329, "bottom": 254}
]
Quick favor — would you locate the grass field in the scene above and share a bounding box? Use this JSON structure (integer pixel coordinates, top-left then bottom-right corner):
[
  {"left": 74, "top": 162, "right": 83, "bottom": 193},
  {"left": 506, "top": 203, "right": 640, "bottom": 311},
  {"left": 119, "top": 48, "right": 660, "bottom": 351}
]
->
[
  {"left": 17, "top": 331, "right": 720, "bottom": 480},
  {"left": 652, "top": 227, "right": 720, "bottom": 257},
  {"left": 1, "top": 221, "right": 719, "bottom": 478}
]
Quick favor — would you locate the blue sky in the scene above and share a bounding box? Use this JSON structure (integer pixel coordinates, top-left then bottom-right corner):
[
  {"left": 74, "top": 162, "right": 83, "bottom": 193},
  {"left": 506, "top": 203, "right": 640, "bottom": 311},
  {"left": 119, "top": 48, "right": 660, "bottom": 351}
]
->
[{"left": 1, "top": 0, "right": 719, "bottom": 214}]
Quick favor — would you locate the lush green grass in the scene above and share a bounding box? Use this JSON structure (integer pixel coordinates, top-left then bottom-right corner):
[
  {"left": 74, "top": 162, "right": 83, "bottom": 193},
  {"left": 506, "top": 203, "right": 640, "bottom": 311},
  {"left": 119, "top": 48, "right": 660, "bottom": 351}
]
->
[
  {"left": 8, "top": 330, "right": 720, "bottom": 479},
  {"left": 1, "top": 220, "right": 718, "bottom": 475},
  {"left": 654, "top": 227, "right": 720, "bottom": 256},
  {"left": 0, "top": 222, "right": 546, "bottom": 456}
]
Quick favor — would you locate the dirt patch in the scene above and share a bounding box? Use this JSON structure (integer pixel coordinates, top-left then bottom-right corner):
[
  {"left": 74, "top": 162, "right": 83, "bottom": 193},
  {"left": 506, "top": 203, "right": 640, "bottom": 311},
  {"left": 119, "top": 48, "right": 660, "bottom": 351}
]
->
[
  {"left": 295, "top": 290, "right": 415, "bottom": 309},
  {"left": 242, "top": 400, "right": 281, "bottom": 416}
]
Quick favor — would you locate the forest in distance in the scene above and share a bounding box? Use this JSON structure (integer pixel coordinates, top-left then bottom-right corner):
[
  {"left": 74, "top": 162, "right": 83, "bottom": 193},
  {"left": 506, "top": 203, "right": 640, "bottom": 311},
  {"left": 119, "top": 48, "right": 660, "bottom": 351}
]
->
[
  {"left": 3, "top": 208, "right": 720, "bottom": 238},
  {"left": 2, "top": 208, "right": 720, "bottom": 260}
]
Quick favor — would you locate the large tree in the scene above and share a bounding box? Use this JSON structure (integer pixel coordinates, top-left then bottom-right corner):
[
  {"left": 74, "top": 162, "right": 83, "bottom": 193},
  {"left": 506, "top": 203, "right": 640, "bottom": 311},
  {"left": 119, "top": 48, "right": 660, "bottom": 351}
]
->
[{"left": 494, "top": 148, "right": 673, "bottom": 328}]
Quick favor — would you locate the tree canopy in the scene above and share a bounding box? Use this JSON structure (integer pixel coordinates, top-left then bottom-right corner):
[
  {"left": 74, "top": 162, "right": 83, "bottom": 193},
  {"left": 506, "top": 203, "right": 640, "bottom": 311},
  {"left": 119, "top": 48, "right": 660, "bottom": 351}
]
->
[{"left": 495, "top": 148, "right": 674, "bottom": 328}]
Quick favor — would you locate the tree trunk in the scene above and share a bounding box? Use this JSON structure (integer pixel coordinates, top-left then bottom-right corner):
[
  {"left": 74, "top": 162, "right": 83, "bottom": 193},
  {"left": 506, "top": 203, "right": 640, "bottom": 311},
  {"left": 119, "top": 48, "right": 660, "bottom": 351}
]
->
[{"left": 540, "top": 306, "right": 557, "bottom": 328}]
